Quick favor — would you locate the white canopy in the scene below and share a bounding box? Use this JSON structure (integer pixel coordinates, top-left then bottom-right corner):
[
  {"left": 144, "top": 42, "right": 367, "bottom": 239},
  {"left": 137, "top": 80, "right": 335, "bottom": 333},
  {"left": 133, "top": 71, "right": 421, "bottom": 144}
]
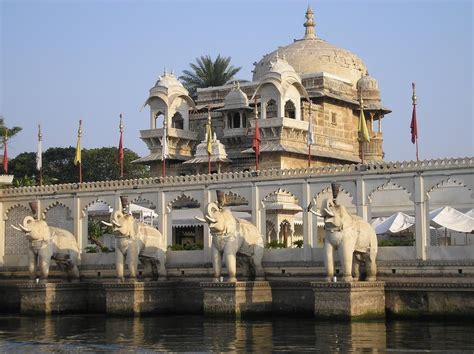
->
[
  {"left": 371, "top": 212, "right": 415, "bottom": 234},
  {"left": 465, "top": 209, "right": 474, "bottom": 219},
  {"left": 429, "top": 206, "right": 474, "bottom": 233}
]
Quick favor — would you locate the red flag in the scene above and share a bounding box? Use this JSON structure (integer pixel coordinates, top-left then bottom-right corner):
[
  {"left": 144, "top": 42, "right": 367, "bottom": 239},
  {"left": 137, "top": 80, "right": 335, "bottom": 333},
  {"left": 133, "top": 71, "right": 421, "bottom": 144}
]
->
[
  {"left": 3, "top": 130, "right": 8, "bottom": 174},
  {"left": 252, "top": 119, "right": 261, "bottom": 158},
  {"left": 118, "top": 114, "right": 124, "bottom": 178},
  {"left": 410, "top": 104, "right": 418, "bottom": 144}
]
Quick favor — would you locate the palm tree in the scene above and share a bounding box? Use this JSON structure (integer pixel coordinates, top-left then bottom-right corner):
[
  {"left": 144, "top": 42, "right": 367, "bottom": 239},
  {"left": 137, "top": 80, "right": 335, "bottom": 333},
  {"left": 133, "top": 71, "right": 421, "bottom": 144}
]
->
[
  {"left": 0, "top": 115, "right": 22, "bottom": 147},
  {"left": 180, "top": 55, "right": 241, "bottom": 97}
]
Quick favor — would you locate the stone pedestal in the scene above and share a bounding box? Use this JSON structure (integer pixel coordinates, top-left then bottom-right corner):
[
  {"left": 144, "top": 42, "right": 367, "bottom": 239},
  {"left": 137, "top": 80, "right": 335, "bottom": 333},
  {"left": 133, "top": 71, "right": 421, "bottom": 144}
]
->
[
  {"left": 102, "top": 281, "right": 175, "bottom": 315},
  {"left": 311, "top": 281, "right": 385, "bottom": 319},
  {"left": 19, "top": 282, "right": 88, "bottom": 315},
  {"left": 201, "top": 281, "right": 272, "bottom": 316}
]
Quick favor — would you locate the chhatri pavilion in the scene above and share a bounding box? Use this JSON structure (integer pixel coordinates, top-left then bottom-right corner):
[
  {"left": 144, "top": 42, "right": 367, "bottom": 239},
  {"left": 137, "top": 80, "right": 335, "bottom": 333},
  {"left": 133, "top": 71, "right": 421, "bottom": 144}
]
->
[{"left": 133, "top": 6, "right": 391, "bottom": 177}]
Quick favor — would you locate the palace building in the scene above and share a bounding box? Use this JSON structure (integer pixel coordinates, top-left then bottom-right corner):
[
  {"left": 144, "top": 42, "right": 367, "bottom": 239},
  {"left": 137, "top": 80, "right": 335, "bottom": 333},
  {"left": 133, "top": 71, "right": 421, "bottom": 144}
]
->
[{"left": 133, "top": 6, "right": 391, "bottom": 177}]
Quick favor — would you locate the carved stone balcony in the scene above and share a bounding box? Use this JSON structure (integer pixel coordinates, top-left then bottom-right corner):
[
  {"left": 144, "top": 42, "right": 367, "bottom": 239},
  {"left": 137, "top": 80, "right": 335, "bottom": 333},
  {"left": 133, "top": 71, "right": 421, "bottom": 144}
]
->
[
  {"left": 250, "top": 117, "right": 309, "bottom": 145},
  {"left": 361, "top": 133, "right": 384, "bottom": 161},
  {"left": 139, "top": 128, "right": 198, "bottom": 160}
]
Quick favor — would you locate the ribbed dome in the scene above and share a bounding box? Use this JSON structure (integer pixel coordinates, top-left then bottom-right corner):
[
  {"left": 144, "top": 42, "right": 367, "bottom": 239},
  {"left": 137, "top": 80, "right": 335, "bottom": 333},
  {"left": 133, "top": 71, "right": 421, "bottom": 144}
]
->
[
  {"left": 252, "top": 7, "right": 367, "bottom": 86},
  {"left": 153, "top": 72, "right": 185, "bottom": 90},
  {"left": 357, "top": 72, "right": 380, "bottom": 101},
  {"left": 224, "top": 82, "right": 249, "bottom": 110}
]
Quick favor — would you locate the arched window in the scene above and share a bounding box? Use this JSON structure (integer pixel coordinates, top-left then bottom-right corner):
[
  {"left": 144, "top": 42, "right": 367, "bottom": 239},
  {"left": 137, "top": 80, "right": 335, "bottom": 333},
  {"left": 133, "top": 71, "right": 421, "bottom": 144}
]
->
[
  {"left": 284, "top": 100, "right": 296, "bottom": 119},
  {"left": 172, "top": 112, "right": 184, "bottom": 129},
  {"left": 155, "top": 112, "right": 164, "bottom": 129},
  {"left": 233, "top": 112, "right": 240, "bottom": 128},
  {"left": 227, "top": 113, "right": 233, "bottom": 128},
  {"left": 266, "top": 99, "right": 277, "bottom": 119}
]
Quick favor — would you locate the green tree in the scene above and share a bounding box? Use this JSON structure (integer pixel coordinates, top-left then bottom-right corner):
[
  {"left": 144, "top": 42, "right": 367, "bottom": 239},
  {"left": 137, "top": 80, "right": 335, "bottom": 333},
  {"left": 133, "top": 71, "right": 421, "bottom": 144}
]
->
[
  {"left": 8, "top": 146, "right": 150, "bottom": 185},
  {"left": 180, "top": 54, "right": 241, "bottom": 97}
]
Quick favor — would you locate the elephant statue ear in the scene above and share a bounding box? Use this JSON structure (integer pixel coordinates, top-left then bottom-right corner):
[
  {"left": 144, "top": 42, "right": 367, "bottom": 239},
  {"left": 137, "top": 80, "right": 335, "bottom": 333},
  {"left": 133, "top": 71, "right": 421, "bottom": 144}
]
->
[
  {"left": 132, "top": 217, "right": 139, "bottom": 237},
  {"left": 206, "top": 202, "right": 219, "bottom": 216}
]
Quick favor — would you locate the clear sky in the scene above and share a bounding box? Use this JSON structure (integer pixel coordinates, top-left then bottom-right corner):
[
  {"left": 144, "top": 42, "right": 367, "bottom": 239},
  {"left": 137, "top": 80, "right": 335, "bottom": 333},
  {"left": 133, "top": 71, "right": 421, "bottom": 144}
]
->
[{"left": 1, "top": 0, "right": 472, "bottom": 162}]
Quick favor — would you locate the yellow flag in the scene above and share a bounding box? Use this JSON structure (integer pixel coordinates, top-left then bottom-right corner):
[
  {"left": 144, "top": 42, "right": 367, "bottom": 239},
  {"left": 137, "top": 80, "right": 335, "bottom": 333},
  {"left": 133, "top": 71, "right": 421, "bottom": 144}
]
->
[
  {"left": 206, "top": 113, "right": 212, "bottom": 155},
  {"left": 358, "top": 106, "right": 370, "bottom": 142},
  {"left": 74, "top": 120, "right": 82, "bottom": 165}
]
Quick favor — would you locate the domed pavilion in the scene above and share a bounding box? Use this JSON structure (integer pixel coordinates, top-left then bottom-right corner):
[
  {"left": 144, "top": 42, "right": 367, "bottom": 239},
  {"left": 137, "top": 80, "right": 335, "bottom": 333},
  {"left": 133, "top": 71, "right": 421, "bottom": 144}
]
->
[{"left": 134, "top": 6, "right": 391, "bottom": 175}]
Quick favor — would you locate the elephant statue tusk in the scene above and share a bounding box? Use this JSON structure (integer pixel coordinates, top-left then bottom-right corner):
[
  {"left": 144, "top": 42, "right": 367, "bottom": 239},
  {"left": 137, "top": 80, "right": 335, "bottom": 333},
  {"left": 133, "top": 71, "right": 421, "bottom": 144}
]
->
[
  {"left": 112, "top": 220, "right": 122, "bottom": 228},
  {"left": 11, "top": 225, "right": 22, "bottom": 231},
  {"left": 194, "top": 216, "right": 207, "bottom": 223},
  {"left": 19, "top": 224, "right": 31, "bottom": 233},
  {"left": 309, "top": 209, "right": 323, "bottom": 217},
  {"left": 205, "top": 215, "right": 217, "bottom": 223},
  {"left": 101, "top": 221, "right": 113, "bottom": 227}
]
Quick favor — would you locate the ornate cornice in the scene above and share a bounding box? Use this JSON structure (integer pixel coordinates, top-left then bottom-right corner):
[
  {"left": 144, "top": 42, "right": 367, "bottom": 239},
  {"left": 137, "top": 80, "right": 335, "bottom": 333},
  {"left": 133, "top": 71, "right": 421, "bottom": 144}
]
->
[
  {"left": 200, "top": 281, "right": 270, "bottom": 288},
  {"left": 310, "top": 281, "right": 386, "bottom": 289},
  {"left": 385, "top": 282, "right": 474, "bottom": 290}
]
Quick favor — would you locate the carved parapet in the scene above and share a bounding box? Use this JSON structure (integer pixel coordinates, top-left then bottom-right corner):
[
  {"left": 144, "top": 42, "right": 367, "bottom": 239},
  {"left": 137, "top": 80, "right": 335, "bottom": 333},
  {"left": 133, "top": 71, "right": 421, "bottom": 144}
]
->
[{"left": 0, "top": 157, "right": 472, "bottom": 198}]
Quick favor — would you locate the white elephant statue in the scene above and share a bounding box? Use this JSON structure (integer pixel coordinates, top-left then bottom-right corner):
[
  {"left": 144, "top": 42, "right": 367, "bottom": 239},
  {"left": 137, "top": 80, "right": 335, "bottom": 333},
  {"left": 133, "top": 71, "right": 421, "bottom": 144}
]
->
[
  {"left": 310, "top": 198, "right": 378, "bottom": 282},
  {"left": 12, "top": 216, "right": 80, "bottom": 281},
  {"left": 195, "top": 202, "right": 265, "bottom": 282},
  {"left": 102, "top": 210, "right": 167, "bottom": 282}
]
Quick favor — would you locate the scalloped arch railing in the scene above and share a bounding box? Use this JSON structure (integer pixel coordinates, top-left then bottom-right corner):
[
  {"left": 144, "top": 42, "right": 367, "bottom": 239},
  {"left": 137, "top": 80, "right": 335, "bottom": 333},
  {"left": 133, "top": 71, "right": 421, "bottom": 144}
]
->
[{"left": 0, "top": 157, "right": 471, "bottom": 198}]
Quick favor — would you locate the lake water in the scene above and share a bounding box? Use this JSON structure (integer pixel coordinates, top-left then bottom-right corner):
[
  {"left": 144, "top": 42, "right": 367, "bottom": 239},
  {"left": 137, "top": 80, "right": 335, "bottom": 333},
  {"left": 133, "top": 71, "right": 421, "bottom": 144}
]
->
[{"left": 0, "top": 315, "right": 473, "bottom": 352}]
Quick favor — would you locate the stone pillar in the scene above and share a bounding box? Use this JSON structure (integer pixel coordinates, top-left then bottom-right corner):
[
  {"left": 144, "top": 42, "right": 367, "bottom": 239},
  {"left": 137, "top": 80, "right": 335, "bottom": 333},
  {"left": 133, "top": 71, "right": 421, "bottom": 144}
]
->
[
  {"left": 302, "top": 182, "right": 313, "bottom": 261},
  {"left": 251, "top": 185, "right": 262, "bottom": 234},
  {"left": 356, "top": 178, "right": 369, "bottom": 221},
  {"left": 150, "top": 111, "right": 156, "bottom": 129},
  {"left": 414, "top": 174, "right": 428, "bottom": 260},
  {"left": 239, "top": 111, "right": 243, "bottom": 128},
  {"left": 73, "top": 196, "right": 86, "bottom": 262},
  {"left": 203, "top": 189, "right": 212, "bottom": 262},
  {"left": 157, "top": 191, "right": 170, "bottom": 249}
]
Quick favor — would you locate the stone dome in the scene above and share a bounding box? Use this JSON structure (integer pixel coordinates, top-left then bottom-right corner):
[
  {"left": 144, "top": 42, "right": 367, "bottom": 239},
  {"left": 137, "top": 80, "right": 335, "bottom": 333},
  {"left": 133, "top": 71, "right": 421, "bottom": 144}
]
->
[
  {"left": 224, "top": 82, "right": 249, "bottom": 110},
  {"left": 153, "top": 71, "right": 185, "bottom": 90},
  {"left": 252, "top": 7, "right": 367, "bottom": 86},
  {"left": 357, "top": 72, "right": 380, "bottom": 101}
]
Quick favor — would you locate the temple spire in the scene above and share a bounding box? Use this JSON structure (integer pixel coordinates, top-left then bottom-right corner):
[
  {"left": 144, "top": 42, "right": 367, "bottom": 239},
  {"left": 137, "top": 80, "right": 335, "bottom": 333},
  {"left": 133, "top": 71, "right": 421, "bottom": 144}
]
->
[{"left": 304, "top": 5, "right": 316, "bottom": 39}]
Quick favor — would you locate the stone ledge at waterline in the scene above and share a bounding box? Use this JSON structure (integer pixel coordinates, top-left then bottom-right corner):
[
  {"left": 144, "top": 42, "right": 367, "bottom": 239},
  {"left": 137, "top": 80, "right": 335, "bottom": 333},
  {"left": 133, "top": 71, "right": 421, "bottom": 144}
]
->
[{"left": 0, "top": 281, "right": 473, "bottom": 318}]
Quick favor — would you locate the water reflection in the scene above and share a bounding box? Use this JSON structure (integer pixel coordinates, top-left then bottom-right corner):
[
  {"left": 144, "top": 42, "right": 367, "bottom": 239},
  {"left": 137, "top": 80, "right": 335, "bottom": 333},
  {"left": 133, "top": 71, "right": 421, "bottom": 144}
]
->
[{"left": 0, "top": 315, "right": 472, "bottom": 352}]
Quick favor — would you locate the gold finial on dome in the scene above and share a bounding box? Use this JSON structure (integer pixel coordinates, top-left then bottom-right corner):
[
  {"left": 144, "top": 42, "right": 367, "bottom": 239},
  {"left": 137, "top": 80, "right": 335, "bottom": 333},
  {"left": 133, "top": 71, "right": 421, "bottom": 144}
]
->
[{"left": 304, "top": 5, "right": 316, "bottom": 39}]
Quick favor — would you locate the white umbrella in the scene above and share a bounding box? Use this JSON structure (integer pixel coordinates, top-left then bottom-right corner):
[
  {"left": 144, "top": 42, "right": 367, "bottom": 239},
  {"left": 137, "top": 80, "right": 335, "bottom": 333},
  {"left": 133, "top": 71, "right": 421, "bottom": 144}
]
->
[
  {"left": 429, "top": 206, "right": 474, "bottom": 233},
  {"left": 371, "top": 212, "right": 415, "bottom": 235}
]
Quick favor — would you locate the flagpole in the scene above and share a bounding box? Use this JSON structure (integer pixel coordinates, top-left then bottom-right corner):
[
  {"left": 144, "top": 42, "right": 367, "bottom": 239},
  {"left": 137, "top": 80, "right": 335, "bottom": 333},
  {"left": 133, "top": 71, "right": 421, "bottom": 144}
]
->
[
  {"left": 162, "top": 116, "right": 167, "bottom": 177},
  {"left": 38, "top": 124, "right": 43, "bottom": 186},
  {"left": 207, "top": 107, "right": 212, "bottom": 174},
  {"left": 75, "top": 120, "right": 83, "bottom": 183},
  {"left": 119, "top": 114, "right": 124, "bottom": 178},
  {"left": 412, "top": 83, "right": 419, "bottom": 161},
  {"left": 254, "top": 98, "right": 259, "bottom": 171},
  {"left": 3, "top": 128, "right": 8, "bottom": 174},
  {"left": 308, "top": 102, "right": 312, "bottom": 167}
]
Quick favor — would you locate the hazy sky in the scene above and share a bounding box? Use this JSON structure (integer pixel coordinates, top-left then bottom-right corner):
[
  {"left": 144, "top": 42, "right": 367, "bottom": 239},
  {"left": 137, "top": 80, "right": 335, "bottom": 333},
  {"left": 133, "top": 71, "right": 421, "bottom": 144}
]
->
[{"left": 1, "top": 0, "right": 472, "bottom": 162}]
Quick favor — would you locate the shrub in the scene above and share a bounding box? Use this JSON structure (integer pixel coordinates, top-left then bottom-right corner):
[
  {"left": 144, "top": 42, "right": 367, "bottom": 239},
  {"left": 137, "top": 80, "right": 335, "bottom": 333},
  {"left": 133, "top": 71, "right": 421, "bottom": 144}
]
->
[
  {"left": 379, "top": 239, "right": 414, "bottom": 247},
  {"left": 293, "top": 240, "right": 304, "bottom": 248},
  {"left": 265, "top": 240, "right": 286, "bottom": 249}
]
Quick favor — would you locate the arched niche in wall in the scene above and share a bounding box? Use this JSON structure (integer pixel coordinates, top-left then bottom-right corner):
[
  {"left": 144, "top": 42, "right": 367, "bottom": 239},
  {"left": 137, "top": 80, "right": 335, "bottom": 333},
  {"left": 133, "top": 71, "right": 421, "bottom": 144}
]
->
[
  {"left": 284, "top": 100, "right": 296, "bottom": 119},
  {"left": 4, "top": 205, "right": 32, "bottom": 256},
  {"left": 172, "top": 112, "right": 184, "bottom": 129}
]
